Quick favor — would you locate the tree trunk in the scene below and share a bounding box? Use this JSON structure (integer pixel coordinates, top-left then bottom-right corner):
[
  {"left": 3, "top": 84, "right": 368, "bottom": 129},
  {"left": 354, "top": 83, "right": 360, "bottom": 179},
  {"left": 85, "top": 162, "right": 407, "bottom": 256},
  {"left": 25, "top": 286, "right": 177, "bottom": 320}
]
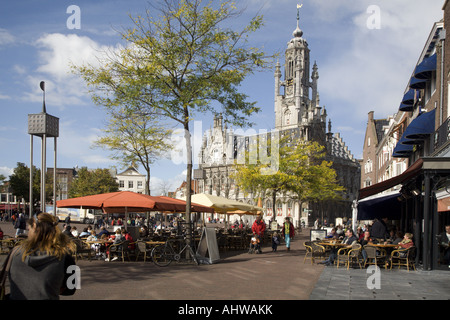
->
[
  {"left": 272, "top": 189, "right": 277, "bottom": 224},
  {"left": 145, "top": 168, "right": 151, "bottom": 195},
  {"left": 184, "top": 119, "right": 193, "bottom": 249}
]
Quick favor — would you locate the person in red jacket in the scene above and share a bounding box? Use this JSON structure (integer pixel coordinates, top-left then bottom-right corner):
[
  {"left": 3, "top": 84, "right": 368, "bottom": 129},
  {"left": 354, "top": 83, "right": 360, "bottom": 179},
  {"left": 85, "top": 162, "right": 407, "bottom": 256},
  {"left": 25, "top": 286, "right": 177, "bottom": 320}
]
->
[{"left": 251, "top": 215, "right": 266, "bottom": 253}]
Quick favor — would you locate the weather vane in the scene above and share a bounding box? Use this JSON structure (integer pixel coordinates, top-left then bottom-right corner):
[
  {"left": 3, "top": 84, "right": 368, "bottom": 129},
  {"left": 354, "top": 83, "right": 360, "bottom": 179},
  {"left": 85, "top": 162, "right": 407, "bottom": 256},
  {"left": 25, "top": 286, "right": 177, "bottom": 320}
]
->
[{"left": 297, "top": 3, "right": 303, "bottom": 21}]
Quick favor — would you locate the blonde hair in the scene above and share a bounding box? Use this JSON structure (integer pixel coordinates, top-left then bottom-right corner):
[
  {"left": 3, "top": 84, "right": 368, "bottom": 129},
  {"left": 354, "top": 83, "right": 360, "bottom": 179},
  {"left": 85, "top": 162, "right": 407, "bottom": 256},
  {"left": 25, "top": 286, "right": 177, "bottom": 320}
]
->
[{"left": 19, "top": 212, "right": 75, "bottom": 261}]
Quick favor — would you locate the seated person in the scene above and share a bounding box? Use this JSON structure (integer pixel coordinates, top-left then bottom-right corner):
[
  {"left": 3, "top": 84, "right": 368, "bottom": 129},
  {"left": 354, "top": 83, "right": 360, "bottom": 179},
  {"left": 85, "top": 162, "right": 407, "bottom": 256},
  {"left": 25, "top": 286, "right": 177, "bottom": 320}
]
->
[
  {"left": 86, "top": 230, "right": 98, "bottom": 242},
  {"left": 397, "top": 233, "right": 414, "bottom": 250},
  {"left": 320, "top": 229, "right": 358, "bottom": 266},
  {"left": 325, "top": 228, "right": 338, "bottom": 239},
  {"left": 79, "top": 227, "right": 91, "bottom": 238},
  {"left": 62, "top": 225, "right": 75, "bottom": 238},
  {"left": 360, "top": 231, "right": 374, "bottom": 261},
  {"left": 393, "top": 233, "right": 414, "bottom": 259},
  {"left": 97, "top": 226, "right": 110, "bottom": 238},
  {"left": 140, "top": 225, "right": 150, "bottom": 238},
  {"left": 122, "top": 230, "right": 135, "bottom": 250},
  {"left": 105, "top": 229, "right": 124, "bottom": 261},
  {"left": 71, "top": 226, "right": 79, "bottom": 238}
]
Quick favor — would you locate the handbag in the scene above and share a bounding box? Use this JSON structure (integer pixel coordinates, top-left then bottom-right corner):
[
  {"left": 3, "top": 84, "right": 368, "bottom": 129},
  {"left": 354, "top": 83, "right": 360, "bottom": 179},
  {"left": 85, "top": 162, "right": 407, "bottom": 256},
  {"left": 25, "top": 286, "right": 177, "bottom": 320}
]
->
[{"left": 0, "top": 247, "right": 18, "bottom": 300}]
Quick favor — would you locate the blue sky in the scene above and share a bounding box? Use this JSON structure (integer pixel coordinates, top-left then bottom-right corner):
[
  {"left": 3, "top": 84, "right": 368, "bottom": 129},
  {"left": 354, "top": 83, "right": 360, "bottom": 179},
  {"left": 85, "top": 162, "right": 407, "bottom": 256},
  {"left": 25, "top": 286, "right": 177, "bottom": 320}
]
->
[{"left": 0, "top": 0, "right": 445, "bottom": 195}]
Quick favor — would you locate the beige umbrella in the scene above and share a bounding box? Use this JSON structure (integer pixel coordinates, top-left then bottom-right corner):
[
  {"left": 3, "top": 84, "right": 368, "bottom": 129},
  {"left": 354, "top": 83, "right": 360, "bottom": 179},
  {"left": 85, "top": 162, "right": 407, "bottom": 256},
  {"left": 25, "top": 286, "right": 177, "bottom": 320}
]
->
[
  {"left": 182, "top": 194, "right": 263, "bottom": 225},
  {"left": 186, "top": 193, "right": 262, "bottom": 213}
]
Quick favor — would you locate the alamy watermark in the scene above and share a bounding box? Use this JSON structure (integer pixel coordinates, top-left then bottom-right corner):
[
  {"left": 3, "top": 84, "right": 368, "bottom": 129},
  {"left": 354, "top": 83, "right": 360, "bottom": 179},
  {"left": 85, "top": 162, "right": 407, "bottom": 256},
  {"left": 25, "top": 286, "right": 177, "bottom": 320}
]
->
[
  {"left": 366, "top": 265, "right": 381, "bottom": 290},
  {"left": 66, "top": 265, "right": 81, "bottom": 290},
  {"left": 366, "top": 5, "right": 381, "bottom": 30},
  {"left": 66, "top": 5, "right": 81, "bottom": 30}
]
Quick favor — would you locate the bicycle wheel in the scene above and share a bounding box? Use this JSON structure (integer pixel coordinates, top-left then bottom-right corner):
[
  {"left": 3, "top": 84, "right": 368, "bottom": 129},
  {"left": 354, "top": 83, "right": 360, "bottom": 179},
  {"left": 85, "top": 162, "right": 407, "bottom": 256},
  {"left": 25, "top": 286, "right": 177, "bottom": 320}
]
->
[{"left": 151, "top": 245, "right": 172, "bottom": 267}]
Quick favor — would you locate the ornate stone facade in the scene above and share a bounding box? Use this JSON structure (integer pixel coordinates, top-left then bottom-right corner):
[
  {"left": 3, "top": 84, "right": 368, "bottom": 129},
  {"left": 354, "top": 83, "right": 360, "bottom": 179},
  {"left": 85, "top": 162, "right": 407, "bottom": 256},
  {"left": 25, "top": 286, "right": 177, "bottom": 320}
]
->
[{"left": 193, "top": 12, "right": 360, "bottom": 227}]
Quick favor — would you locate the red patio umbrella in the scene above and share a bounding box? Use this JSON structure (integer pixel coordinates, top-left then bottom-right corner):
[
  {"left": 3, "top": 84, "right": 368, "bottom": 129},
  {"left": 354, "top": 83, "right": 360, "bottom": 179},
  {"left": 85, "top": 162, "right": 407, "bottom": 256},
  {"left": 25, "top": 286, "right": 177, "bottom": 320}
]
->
[{"left": 56, "top": 191, "right": 213, "bottom": 214}]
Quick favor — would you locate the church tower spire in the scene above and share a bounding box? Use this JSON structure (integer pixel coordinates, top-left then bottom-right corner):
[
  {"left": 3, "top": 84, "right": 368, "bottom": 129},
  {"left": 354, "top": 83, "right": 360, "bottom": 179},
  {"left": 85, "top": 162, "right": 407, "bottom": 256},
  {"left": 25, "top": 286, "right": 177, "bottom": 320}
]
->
[{"left": 274, "top": 3, "right": 312, "bottom": 130}]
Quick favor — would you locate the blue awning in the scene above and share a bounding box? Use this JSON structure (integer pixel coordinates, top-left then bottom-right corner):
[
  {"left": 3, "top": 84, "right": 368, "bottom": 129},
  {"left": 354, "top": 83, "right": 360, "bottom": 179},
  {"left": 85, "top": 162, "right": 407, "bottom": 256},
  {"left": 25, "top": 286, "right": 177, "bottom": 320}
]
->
[
  {"left": 404, "top": 109, "right": 436, "bottom": 140},
  {"left": 399, "top": 89, "right": 418, "bottom": 112},
  {"left": 393, "top": 135, "right": 413, "bottom": 157},
  {"left": 409, "top": 76, "right": 427, "bottom": 89},
  {"left": 413, "top": 53, "right": 437, "bottom": 80},
  {"left": 392, "top": 109, "right": 436, "bottom": 155},
  {"left": 357, "top": 192, "right": 402, "bottom": 220}
]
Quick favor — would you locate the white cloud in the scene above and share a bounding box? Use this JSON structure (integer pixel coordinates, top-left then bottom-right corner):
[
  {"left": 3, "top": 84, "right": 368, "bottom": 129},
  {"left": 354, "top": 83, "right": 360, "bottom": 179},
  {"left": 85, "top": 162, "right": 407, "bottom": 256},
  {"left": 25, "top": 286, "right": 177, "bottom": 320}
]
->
[
  {"left": 22, "top": 33, "right": 122, "bottom": 110},
  {"left": 317, "top": 0, "right": 443, "bottom": 123},
  {"left": 0, "top": 166, "right": 13, "bottom": 178},
  {"left": 0, "top": 28, "right": 15, "bottom": 46},
  {"left": 35, "top": 33, "right": 111, "bottom": 81}
]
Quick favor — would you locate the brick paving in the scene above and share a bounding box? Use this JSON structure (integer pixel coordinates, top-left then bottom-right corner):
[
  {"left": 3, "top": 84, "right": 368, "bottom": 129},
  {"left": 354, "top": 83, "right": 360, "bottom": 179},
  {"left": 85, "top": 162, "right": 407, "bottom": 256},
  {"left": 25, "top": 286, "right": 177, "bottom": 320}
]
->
[
  {"left": 0, "top": 221, "right": 322, "bottom": 301},
  {"left": 1, "top": 220, "right": 449, "bottom": 304}
]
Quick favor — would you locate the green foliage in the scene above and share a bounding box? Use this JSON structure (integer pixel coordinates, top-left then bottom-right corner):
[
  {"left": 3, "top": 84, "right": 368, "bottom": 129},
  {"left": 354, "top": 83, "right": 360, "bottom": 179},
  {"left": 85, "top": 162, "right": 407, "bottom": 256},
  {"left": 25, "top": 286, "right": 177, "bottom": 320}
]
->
[
  {"left": 232, "top": 138, "right": 345, "bottom": 210},
  {"left": 72, "top": 0, "right": 273, "bottom": 128},
  {"left": 72, "top": 0, "right": 274, "bottom": 219},
  {"left": 93, "top": 107, "right": 173, "bottom": 194},
  {"left": 69, "top": 167, "right": 119, "bottom": 198},
  {"left": 8, "top": 162, "right": 44, "bottom": 204}
]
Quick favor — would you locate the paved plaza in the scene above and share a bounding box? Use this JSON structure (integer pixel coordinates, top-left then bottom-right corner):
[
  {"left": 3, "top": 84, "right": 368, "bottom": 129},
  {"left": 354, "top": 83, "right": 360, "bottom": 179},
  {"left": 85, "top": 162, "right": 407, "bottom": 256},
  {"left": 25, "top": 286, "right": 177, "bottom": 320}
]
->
[{"left": 1, "top": 221, "right": 449, "bottom": 304}]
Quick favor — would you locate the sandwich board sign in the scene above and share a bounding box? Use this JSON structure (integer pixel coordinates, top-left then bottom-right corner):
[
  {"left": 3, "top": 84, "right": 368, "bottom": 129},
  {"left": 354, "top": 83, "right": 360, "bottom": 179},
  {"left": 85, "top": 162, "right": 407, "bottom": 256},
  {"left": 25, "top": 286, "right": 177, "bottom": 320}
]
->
[{"left": 196, "top": 227, "right": 220, "bottom": 264}]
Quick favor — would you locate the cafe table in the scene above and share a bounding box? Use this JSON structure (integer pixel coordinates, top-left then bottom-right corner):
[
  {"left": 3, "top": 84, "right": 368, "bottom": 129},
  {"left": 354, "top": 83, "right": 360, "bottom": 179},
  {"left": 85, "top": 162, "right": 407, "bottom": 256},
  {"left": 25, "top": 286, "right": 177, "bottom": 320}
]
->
[
  {"left": 365, "top": 243, "right": 399, "bottom": 256},
  {"left": 319, "top": 241, "right": 351, "bottom": 250},
  {"left": 84, "top": 239, "right": 113, "bottom": 258},
  {"left": 84, "top": 239, "right": 113, "bottom": 245},
  {"left": 366, "top": 243, "right": 398, "bottom": 249},
  {"left": 365, "top": 243, "right": 399, "bottom": 252},
  {"left": 145, "top": 241, "right": 165, "bottom": 246}
]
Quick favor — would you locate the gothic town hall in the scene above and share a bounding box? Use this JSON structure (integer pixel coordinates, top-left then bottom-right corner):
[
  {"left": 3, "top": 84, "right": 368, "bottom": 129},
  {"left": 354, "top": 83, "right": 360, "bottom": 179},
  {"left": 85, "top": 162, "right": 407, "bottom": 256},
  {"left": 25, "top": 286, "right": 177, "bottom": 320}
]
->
[{"left": 192, "top": 13, "right": 360, "bottom": 228}]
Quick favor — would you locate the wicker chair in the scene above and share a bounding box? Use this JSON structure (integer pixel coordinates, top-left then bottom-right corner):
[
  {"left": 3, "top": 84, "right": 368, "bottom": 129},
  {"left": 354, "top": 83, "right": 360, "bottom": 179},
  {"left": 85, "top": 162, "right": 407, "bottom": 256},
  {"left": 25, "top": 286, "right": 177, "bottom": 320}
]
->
[
  {"left": 304, "top": 241, "right": 326, "bottom": 264},
  {"left": 390, "top": 246, "right": 416, "bottom": 271},
  {"left": 364, "top": 245, "right": 387, "bottom": 269},
  {"left": 72, "top": 239, "right": 93, "bottom": 262},
  {"left": 346, "top": 243, "right": 363, "bottom": 270},
  {"left": 107, "top": 240, "right": 130, "bottom": 262},
  {"left": 135, "top": 240, "right": 152, "bottom": 262}
]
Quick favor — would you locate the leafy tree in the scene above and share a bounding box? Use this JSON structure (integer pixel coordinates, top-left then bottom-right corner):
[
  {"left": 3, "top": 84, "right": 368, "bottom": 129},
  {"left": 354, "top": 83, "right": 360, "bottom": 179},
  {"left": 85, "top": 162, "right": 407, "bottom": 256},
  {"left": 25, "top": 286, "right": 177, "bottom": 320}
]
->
[
  {"left": 93, "top": 107, "right": 173, "bottom": 195},
  {"left": 72, "top": 0, "right": 273, "bottom": 241},
  {"left": 8, "top": 162, "right": 49, "bottom": 206},
  {"left": 69, "top": 167, "right": 119, "bottom": 198},
  {"left": 232, "top": 138, "right": 344, "bottom": 220},
  {"left": 282, "top": 139, "right": 345, "bottom": 217}
]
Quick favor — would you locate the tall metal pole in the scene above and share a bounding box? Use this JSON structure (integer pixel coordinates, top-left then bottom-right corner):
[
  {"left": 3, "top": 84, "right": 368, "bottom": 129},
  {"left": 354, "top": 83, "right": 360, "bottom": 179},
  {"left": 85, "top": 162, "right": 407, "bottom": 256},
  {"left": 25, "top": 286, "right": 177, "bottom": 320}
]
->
[
  {"left": 29, "top": 135, "right": 33, "bottom": 217},
  {"left": 53, "top": 137, "right": 57, "bottom": 216},
  {"left": 423, "top": 173, "right": 431, "bottom": 270},
  {"left": 28, "top": 81, "right": 58, "bottom": 215},
  {"left": 41, "top": 134, "right": 46, "bottom": 212}
]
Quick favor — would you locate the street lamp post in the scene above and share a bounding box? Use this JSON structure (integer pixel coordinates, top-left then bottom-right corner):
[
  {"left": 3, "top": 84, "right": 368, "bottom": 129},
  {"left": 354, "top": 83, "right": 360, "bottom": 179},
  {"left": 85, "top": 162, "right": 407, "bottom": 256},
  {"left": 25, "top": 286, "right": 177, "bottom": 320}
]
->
[{"left": 27, "top": 81, "right": 59, "bottom": 216}]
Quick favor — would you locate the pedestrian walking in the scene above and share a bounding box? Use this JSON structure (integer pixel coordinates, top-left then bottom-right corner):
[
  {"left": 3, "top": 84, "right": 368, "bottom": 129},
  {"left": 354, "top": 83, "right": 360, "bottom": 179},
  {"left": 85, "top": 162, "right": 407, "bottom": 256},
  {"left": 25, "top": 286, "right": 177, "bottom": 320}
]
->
[
  {"left": 14, "top": 213, "right": 26, "bottom": 237},
  {"left": 282, "top": 217, "right": 295, "bottom": 251},
  {"left": 271, "top": 232, "right": 280, "bottom": 252}
]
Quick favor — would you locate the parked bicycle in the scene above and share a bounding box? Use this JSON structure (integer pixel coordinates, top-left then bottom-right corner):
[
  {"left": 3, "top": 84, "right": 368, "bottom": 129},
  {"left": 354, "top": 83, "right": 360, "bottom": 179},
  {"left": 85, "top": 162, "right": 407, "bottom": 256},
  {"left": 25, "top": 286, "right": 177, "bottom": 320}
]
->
[{"left": 151, "top": 235, "right": 199, "bottom": 267}]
